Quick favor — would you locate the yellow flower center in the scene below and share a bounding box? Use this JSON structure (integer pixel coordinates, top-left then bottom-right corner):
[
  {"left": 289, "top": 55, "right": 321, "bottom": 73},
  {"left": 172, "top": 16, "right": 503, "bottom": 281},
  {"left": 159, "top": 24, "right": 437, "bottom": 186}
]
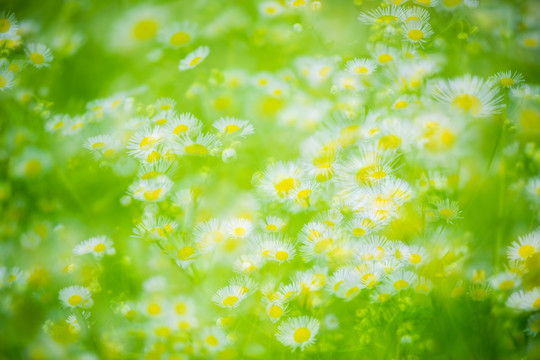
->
[
  {"left": 174, "top": 124, "right": 188, "bottom": 135},
  {"left": 452, "top": 94, "right": 482, "bottom": 115},
  {"left": 394, "top": 279, "right": 409, "bottom": 290},
  {"left": 140, "top": 136, "right": 157, "bottom": 150},
  {"left": 144, "top": 188, "right": 163, "bottom": 201},
  {"left": 189, "top": 56, "right": 202, "bottom": 66},
  {"left": 185, "top": 144, "right": 208, "bottom": 155},
  {"left": 133, "top": 20, "right": 158, "bottom": 40},
  {"left": 234, "top": 227, "right": 246, "bottom": 236},
  {"left": 0, "top": 19, "right": 11, "bottom": 32},
  {"left": 269, "top": 304, "right": 283, "bottom": 318},
  {"left": 94, "top": 243, "right": 106, "bottom": 252},
  {"left": 224, "top": 124, "right": 240, "bottom": 134},
  {"left": 30, "top": 53, "right": 45, "bottom": 65},
  {"left": 293, "top": 327, "right": 311, "bottom": 343},
  {"left": 68, "top": 294, "right": 83, "bottom": 306},
  {"left": 147, "top": 303, "right": 161, "bottom": 315},
  {"left": 275, "top": 250, "right": 289, "bottom": 261},
  {"left": 409, "top": 254, "right": 422, "bottom": 264},
  {"left": 170, "top": 32, "right": 190, "bottom": 46},
  {"left": 223, "top": 295, "right": 239, "bottom": 307},
  {"left": 375, "top": 15, "right": 398, "bottom": 24},
  {"left": 275, "top": 177, "right": 295, "bottom": 194},
  {"left": 518, "top": 244, "right": 535, "bottom": 259},
  {"left": 25, "top": 160, "right": 42, "bottom": 176},
  {"left": 408, "top": 29, "right": 424, "bottom": 41},
  {"left": 175, "top": 302, "right": 187, "bottom": 315},
  {"left": 177, "top": 246, "right": 195, "bottom": 260},
  {"left": 379, "top": 54, "right": 392, "bottom": 63},
  {"left": 345, "top": 286, "right": 360, "bottom": 298},
  {"left": 206, "top": 335, "right": 218, "bottom": 346},
  {"left": 498, "top": 280, "right": 514, "bottom": 290},
  {"left": 500, "top": 77, "right": 514, "bottom": 87},
  {"left": 439, "top": 208, "right": 455, "bottom": 219}
]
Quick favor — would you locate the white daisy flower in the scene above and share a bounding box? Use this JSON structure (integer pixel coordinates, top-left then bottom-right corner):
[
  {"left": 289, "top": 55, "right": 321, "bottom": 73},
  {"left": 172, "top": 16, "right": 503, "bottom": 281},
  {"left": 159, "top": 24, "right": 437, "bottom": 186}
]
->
[
  {"left": 276, "top": 316, "right": 320, "bottom": 351},
  {"left": 212, "top": 285, "right": 248, "bottom": 309},
  {"left": 492, "top": 71, "right": 525, "bottom": 88},
  {"left": 73, "top": 235, "right": 116, "bottom": 258},
  {"left": 59, "top": 286, "right": 93, "bottom": 309},
  {"left": 25, "top": 43, "right": 53, "bottom": 68},
  {"left": 402, "top": 20, "right": 433, "bottom": 45},
  {"left": 129, "top": 176, "right": 173, "bottom": 202},
  {"left": 507, "top": 230, "right": 540, "bottom": 261},
  {"left": 0, "top": 11, "right": 19, "bottom": 41},
  {"left": 164, "top": 112, "right": 203, "bottom": 139},
  {"left": 345, "top": 58, "right": 378, "bottom": 75},
  {"left": 432, "top": 75, "right": 504, "bottom": 117},
  {"left": 174, "top": 133, "right": 221, "bottom": 156},
  {"left": 213, "top": 117, "right": 254, "bottom": 137},
  {"left": 159, "top": 21, "right": 197, "bottom": 48},
  {"left": 178, "top": 46, "right": 209, "bottom": 71}
]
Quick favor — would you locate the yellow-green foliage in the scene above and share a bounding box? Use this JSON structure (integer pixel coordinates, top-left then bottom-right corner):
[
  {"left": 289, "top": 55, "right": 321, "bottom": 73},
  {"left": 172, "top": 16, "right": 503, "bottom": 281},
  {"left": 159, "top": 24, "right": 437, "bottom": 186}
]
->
[{"left": 1, "top": 0, "right": 540, "bottom": 359}]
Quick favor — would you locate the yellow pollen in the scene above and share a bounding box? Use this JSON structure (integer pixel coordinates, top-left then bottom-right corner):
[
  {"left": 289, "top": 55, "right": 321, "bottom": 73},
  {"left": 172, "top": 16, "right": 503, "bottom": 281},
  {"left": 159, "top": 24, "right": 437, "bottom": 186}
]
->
[
  {"left": 25, "top": 160, "right": 42, "bottom": 176},
  {"left": 275, "top": 251, "right": 289, "bottom": 261},
  {"left": 30, "top": 53, "right": 45, "bottom": 65},
  {"left": 524, "top": 38, "right": 538, "bottom": 47},
  {"left": 104, "top": 148, "right": 115, "bottom": 157},
  {"left": 170, "top": 32, "right": 190, "bottom": 46},
  {"left": 175, "top": 302, "right": 187, "bottom": 314},
  {"left": 409, "top": 254, "right": 422, "bottom": 264},
  {"left": 154, "top": 326, "right": 170, "bottom": 337},
  {"left": 133, "top": 19, "right": 158, "bottom": 40},
  {"left": 94, "top": 243, "right": 106, "bottom": 252},
  {"left": 140, "top": 136, "right": 157, "bottom": 150},
  {"left": 376, "top": 15, "right": 398, "bottom": 24},
  {"left": 498, "top": 280, "right": 514, "bottom": 290},
  {"left": 223, "top": 295, "right": 239, "bottom": 307},
  {"left": 206, "top": 335, "right": 218, "bottom": 346},
  {"left": 174, "top": 124, "right": 188, "bottom": 135},
  {"left": 0, "top": 19, "right": 11, "bottom": 32},
  {"left": 147, "top": 303, "right": 161, "bottom": 315},
  {"left": 177, "top": 246, "right": 195, "bottom": 261},
  {"left": 224, "top": 124, "right": 240, "bottom": 134},
  {"left": 68, "top": 295, "right": 83, "bottom": 306},
  {"left": 452, "top": 94, "right": 482, "bottom": 115},
  {"left": 266, "top": 224, "right": 278, "bottom": 231},
  {"left": 189, "top": 56, "right": 202, "bottom": 66},
  {"left": 234, "top": 227, "right": 246, "bottom": 236},
  {"left": 275, "top": 177, "right": 295, "bottom": 193},
  {"left": 394, "top": 279, "right": 409, "bottom": 290},
  {"left": 269, "top": 305, "right": 283, "bottom": 318},
  {"left": 0, "top": 75, "right": 6, "bottom": 88},
  {"left": 379, "top": 54, "right": 392, "bottom": 63},
  {"left": 354, "top": 66, "right": 369, "bottom": 74},
  {"left": 500, "top": 77, "right": 514, "bottom": 87},
  {"left": 394, "top": 100, "right": 408, "bottom": 109},
  {"left": 319, "top": 66, "right": 331, "bottom": 77},
  {"left": 146, "top": 151, "right": 161, "bottom": 162},
  {"left": 518, "top": 244, "right": 535, "bottom": 259},
  {"left": 408, "top": 29, "right": 424, "bottom": 41},
  {"left": 185, "top": 144, "right": 208, "bottom": 155},
  {"left": 144, "top": 188, "right": 163, "bottom": 201},
  {"left": 345, "top": 286, "right": 360, "bottom": 298},
  {"left": 293, "top": 327, "right": 311, "bottom": 343},
  {"left": 439, "top": 208, "right": 455, "bottom": 218}
]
